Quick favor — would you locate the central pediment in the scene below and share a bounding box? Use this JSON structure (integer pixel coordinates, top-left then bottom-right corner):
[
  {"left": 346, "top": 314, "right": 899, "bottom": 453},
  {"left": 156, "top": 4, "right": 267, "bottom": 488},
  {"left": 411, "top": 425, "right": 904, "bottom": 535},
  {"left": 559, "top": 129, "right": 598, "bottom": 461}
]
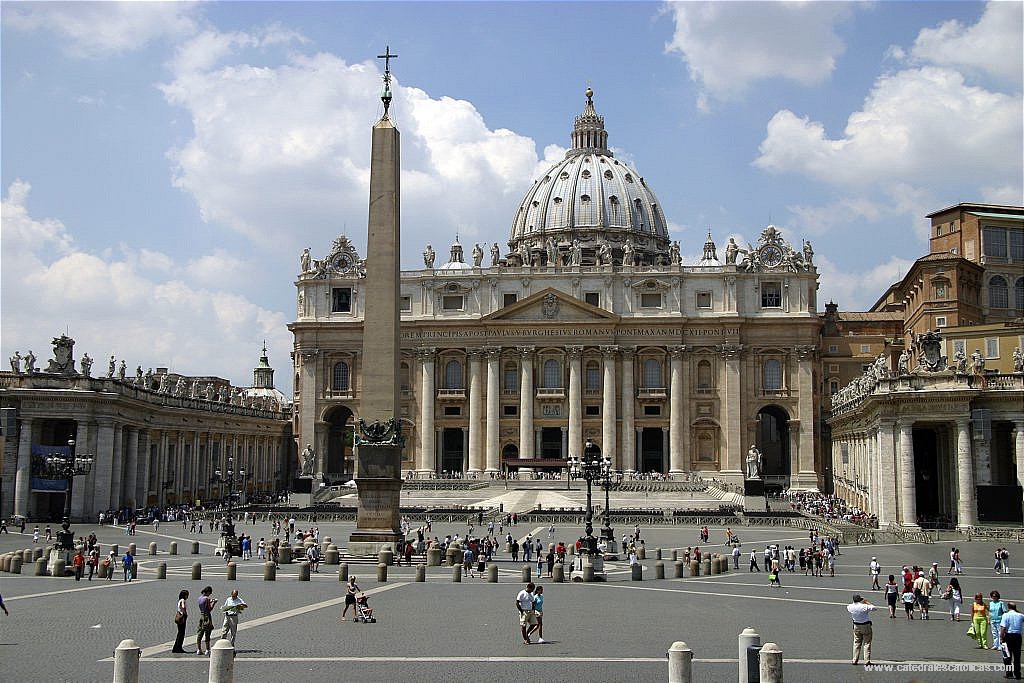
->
[{"left": 482, "top": 287, "right": 619, "bottom": 322}]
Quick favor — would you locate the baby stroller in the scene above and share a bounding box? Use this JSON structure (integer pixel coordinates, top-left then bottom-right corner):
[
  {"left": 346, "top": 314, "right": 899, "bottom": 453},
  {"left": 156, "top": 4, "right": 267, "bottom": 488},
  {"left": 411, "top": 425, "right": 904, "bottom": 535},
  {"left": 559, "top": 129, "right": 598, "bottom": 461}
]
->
[{"left": 354, "top": 593, "right": 376, "bottom": 623}]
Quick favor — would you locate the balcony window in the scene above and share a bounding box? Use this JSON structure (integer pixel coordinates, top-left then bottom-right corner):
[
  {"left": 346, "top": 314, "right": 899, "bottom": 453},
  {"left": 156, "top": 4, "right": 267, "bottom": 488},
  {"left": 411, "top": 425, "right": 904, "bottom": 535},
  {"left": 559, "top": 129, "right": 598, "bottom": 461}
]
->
[
  {"left": 696, "top": 360, "right": 713, "bottom": 391},
  {"left": 761, "top": 282, "right": 782, "bottom": 308},
  {"left": 585, "top": 362, "right": 601, "bottom": 391},
  {"left": 640, "top": 293, "right": 662, "bottom": 309},
  {"left": 331, "top": 287, "right": 352, "bottom": 313},
  {"left": 542, "top": 359, "right": 562, "bottom": 388},
  {"left": 642, "top": 359, "right": 663, "bottom": 388},
  {"left": 763, "top": 359, "right": 782, "bottom": 391},
  {"left": 584, "top": 292, "right": 600, "bottom": 307},
  {"left": 696, "top": 291, "right": 712, "bottom": 309},
  {"left": 444, "top": 360, "right": 464, "bottom": 389},
  {"left": 442, "top": 295, "right": 464, "bottom": 311},
  {"left": 503, "top": 362, "right": 518, "bottom": 392},
  {"left": 332, "top": 362, "right": 350, "bottom": 391}
]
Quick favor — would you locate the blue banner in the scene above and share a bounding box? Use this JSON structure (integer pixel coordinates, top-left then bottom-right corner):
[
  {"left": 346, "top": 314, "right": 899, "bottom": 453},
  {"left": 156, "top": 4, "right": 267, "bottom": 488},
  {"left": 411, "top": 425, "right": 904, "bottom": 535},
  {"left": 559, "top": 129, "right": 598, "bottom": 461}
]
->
[
  {"left": 32, "top": 445, "right": 71, "bottom": 458},
  {"left": 31, "top": 477, "right": 68, "bottom": 491}
]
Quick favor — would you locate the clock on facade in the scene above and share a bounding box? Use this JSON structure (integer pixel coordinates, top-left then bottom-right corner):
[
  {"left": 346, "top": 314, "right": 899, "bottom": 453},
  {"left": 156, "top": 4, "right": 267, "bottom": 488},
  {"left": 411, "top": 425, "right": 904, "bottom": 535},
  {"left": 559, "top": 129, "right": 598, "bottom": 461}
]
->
[{"left": 759, "top": 245, "right": 784, "bottom": 268}]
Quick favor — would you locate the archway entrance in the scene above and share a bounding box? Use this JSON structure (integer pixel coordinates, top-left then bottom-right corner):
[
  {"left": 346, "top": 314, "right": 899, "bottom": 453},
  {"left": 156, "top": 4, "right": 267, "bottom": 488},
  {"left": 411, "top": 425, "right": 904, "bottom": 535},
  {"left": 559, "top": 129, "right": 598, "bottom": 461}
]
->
[
  {"left": 640, "top": 428, "right": 665, "bottom": 473},
  {"left": 502, "top": 443, "right": 519, "bottom": 474},
  {"left": 441, "top": 428, "right": 464, "bottom": 474},
  {"left": 756, "top": 406, "right": 790, "bottom": 488},
  {"left": 324, "top": 406, "right": 354, "bottom": 482}
]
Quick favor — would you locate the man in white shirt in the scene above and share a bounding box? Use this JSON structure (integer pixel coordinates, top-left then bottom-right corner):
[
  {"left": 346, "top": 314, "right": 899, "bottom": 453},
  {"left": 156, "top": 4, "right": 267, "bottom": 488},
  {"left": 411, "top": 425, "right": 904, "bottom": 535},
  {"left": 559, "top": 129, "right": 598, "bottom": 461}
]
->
[
  {"left": 847, "top": 594, "right": 877, "bottom": 665},
  {"left": 515, "top": 583, "right": 538, "bottom": 645},
  {"left": 221, "top": 589, "right": 248, "bottom": 646},
  {"left": 732, "top": 545, "right": 741, "bottom": 569},
  {"left": 869, "top": 558, "right": 881, "bottom": 590}
]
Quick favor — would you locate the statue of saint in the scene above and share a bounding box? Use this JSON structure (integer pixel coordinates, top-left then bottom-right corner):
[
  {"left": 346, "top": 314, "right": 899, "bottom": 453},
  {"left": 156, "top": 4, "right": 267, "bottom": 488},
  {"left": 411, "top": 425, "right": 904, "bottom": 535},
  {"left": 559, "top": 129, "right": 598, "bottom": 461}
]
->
[
  {"left": 300, "top": 247, "right": 311, "bottom": 273},
  {"left": 621, "top": 240, "right": 635, "bottom": 267},
  {"left": 745, "top": 445, "right": 763, "bottom": 480},
  {"left": 23, "top": 350, "right": 36, "bottom": 374},
  {"left": 669, "top": 241, "right": 681, "bottom": 266},
  {"left": 472, "top": 243, "right": 484, "bottom": 267},
  {"left": 569, "top": 240, "right": 583, "bottom": 267},
  {"left": 725, "top": 238, "right": 739, "bottom": 265},
  {"left": 118, "top": 360, "right": 126, "bottom": 380},
  {"left": 872, "top": 354, "right": 888, "bottom": 379},
  {"left": 205, "top": 382, "right": 215, "bottom": 400},
  {"left": 300, "top": 444, "right": 316, "bottom": 477},
  {"left": 1013, "top": 346, "right": 1023, "bottom": 373},
  {"left": 135, "top": 366, "right": 144, "bottom": 384},
  {"left": 971, "top": 349, "right": 985, "bottom": 374},
  {"left": 897, "top": 349, "right": 911, "bottom": 375},
  {"left": 107, "top": 355, "right": 116, "bottom": 377},
  {"left": 597, "top": 242, "right": 612, "bottom": 266},
  {"left": 80, "top": 353, "right": 93, "bottom": 377},
  {"left": 490, "top": 242, "right": 500, "bottom": 266},
  {"left": 10, "top": 351, "right": 22, "bottom": 374},
  {"left": 546, "top": 237, "right": 558, "bottom": 266},
  {"left": 423, "top": 244, "right": 436, "bottom": 269},
  {"left": 144, "top": 368, "right": 154, "bottom": 389},
  {"left": 802, "top": 240, "right": 814, "bottom": 267}
]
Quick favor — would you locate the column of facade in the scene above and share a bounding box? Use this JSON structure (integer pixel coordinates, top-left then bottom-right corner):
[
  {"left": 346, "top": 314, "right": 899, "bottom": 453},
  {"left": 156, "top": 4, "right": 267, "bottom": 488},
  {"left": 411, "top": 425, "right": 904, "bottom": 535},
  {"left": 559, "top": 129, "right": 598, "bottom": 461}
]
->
[
  {"left": 461, "top": 427, "right": 469, "bottom": 472},
  {"left": 876, "top": 421, "right": 897, "bottom": 526},
  {"left": 70, "top": 421, "right": 92, "bottom": 519},
  {"left": 518, "top": 347, "right": 535, "bottom": 466},
  {"left": 868, "top": 429, "right": 879, "bottom": 519},
  {"left": 434, "top": 427, "right": 442, "bottom": 475},
  {"left": 485, "top": 348, "right": 501, "bottom": 473},
  {"left": 668, "top": 346, "right": 685, "bottom": 474},
  {"left": 109, "top": 424, "right": 124, "bottom": 510},
  {"left": 560, "top": 427, "right": 568, "bottom": 459},
  {"left": 973, "top": 421, "right": 993, "bottom": 486},
  {"left": 467, "top": 350, "right": 484, "bottom": 473},
  {"left": 123, "top": 427, "right": 139, "bottom": 509},
  {"left": 418, "top": 349, "right": 436, "bottom": 475},
  {"left": 567, "top": 346, "right": 583, "bottom": 460},
  {"left": 793, "top": 346, "right": 817, "bottom": 489},
  {"left": 135, "top": 429, "right": 151, "bottom": 509},
  {"left": 1015, "top": 421, "right": 1024, "bottom": 514},
  {"left": 13, "top": 417, "right": 34, "bottom": 518},
  {"left": 601, "top": 346, "right": 617, "bottom": 460},
  {"left": 955, "top": 419, "right": 977, "bottom": 529},
  {"left": 92, "top": 419, "right": 115, "bottom": 519},
  {"left": 720, "top": 345, "right": 743, "bottom": 480},
  {"left": 620, "top": 347, "right": 635, "bottom": 473},
  {"left": 897, "top": 420, "right": 918, "bottom": 528},
  {"left": 661, "top": 427, "right": 669, "bottom": 472}
]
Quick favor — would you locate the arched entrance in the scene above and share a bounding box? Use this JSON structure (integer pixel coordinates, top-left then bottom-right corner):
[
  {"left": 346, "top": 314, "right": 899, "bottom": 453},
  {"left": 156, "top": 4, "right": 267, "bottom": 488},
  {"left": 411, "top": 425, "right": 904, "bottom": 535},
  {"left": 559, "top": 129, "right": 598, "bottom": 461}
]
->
[
  {"left": 324, "top": 406, "right": 354, "bottom": 482},
  {"left": 441, "top": 428, "right": 465, "bottom": 474},
  {"left": 756, "top": 406, "right": 791, "bottom": 488},
  {"left": 502, "top": 443, "right": 519, "bottom": 473},
  {"left": 640, "top": 427, "right": 666, "bottom": 473}
]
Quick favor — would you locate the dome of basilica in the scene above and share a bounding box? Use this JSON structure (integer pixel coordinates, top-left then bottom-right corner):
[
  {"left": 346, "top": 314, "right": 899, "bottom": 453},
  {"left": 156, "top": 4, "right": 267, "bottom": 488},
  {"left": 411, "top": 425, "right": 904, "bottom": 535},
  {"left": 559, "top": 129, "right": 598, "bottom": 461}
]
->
[{"left": 508, "top": 89, "right": 670, "bottom": 267}]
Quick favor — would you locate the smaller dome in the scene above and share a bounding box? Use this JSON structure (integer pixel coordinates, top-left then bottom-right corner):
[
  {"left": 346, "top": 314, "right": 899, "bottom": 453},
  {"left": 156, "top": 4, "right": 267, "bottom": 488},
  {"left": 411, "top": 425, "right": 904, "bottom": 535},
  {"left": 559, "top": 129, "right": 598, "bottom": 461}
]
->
[
  {"left": 697, "top": 232, "right": 720, "bottom": 266},
  {"left": 439, "top": 235, "right": 473, "bottom": 271}
]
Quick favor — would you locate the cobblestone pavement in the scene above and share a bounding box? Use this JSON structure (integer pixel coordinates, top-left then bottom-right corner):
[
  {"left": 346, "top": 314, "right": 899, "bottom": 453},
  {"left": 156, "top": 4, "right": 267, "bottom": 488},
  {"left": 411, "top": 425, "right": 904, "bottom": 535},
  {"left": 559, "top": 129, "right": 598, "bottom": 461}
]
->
[{"left": 0, "top": 519, "right": 1020, "bottom": 682}]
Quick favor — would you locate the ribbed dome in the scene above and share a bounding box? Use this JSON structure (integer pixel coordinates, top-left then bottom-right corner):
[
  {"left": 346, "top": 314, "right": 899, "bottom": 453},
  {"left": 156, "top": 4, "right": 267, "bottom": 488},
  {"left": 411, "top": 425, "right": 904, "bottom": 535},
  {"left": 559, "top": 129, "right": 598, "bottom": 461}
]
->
[{"left": 508, "top": 89, "right": 670, "bottom": 267}]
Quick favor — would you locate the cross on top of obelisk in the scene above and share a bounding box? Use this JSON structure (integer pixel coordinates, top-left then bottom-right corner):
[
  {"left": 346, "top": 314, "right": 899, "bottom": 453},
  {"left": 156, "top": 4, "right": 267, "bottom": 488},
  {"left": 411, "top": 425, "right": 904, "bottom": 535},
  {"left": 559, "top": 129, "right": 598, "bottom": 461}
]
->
[{"left": 377, "top": 45, "right": 398, "bottom": 118}]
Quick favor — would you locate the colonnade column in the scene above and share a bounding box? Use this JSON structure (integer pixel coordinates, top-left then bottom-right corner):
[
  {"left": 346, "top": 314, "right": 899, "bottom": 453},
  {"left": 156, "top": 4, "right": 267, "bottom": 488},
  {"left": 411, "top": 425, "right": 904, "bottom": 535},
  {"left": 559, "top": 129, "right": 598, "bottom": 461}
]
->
[
  {"left": 793, "top": 346, "right": 818, "bottom": 489},
  {"left": 518, "top": 347, "right": 535, "bottom": 469},
  {"left": 418, "top": 348, "right": 435, "bottom": 475},
  {"left": 136, "top": 430, "right": 151, "bottom": 509},
  {"left": 13, "top": 417, "right": 34, "bottom": 518},
  {"left": 601, "top": 346, "right": 618, "bottom": 460},
  {"left": 897, "top": 420, "right": 918, "bottom": 528},
  {"left": 567, "top": 346, "right": 583, "bottom": 460},
  {"left": 467, "top": 350, "right": 483, "bottom": 474},
  {"left": 668, "top": 346, "right": 685, "bottom": 474},
  {"left": 485, "top": 348, "right": 501, "bottom": 473},
  {"left": 876, "top": 420, "right": 897, "bottom": 526},
  {"left": 955, "top": 418, "right": 977, "bottom": 529},
  {"left": 973, "top": 419, "right": 993, "bottom": 486},
  {"left": 125, "top": 427, "right": 139, "bottom": 509},
  {"left": 720, "top": 344, "right": 744, "bottom": 481},
  {"left": 71, "top": 421, "right": 92, "bottom": 519},
  {"left": 191, "top": 432, "right": 201, "bottom": 501},
  {"left": 620, "top": 347, "right": 635, "bottom": 473},
  {"left": 1014, "top": 421, "right": 1024, "bottom": 522},
  {"left": 109, "top": 424, "right": 124, "bottom": 510}
]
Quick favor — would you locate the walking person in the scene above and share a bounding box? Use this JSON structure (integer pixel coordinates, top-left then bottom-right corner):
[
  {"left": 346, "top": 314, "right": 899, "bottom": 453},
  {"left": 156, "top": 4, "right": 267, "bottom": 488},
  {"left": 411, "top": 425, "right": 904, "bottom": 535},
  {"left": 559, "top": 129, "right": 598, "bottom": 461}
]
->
[
  {"left": 869, "top": 557, "right": 881, "bottom": 590},
  {"left": 342, "top": 576, "right": 360, "bottom": 621},
  {"left": 971, "top": 593, "right": 991, "bottom": 649},
  {"left": 901, "top": 585, "right": 916, "bottom": 619},
  {"left": 847, "top": 594, "right": 877, "bottom": 666},
  {"left": 195, "top": 586, "right": 217, "bottom": 656},
  {"left": 1000, "top": 602, "right": 1023, "bottom": 679},
  {"left": 749, "top": 548, "right": 760, "bottom": 572},
  {"left": 533, "top": 585, "right": 546, "bottom": 643},
  {"left": 515, "top": 582, "right": 538, "bottom": 645},
  {"left": 732, "top": 545, "right": 741, "bottom": 570},
  {"left": 992, "top": 591, "right": 1008, "bottom": 651},
  {"left": 72, "top": 549, "right": 85, "bottom": 581},
  {"left": 220, "top": 589, "right": 247, "bottom": 647},
  {"left": 884, "top": 575, "right": 899, "bottom": 618},
  {"left": 122, "top": 550, "right": 134, "bottom": 582},
  {"left": 172, "top": 590, "right": 189, "bottom": 653},
  {"left": 943, "top": 577, "right": 963, "bottom": 621}
]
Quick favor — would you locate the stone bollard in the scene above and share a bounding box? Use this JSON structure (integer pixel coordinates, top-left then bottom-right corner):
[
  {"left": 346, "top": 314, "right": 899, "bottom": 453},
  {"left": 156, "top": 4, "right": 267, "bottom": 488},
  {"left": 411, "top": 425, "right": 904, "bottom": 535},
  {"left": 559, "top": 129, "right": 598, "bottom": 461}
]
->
[
  {"left": 98, "top": 562, "right": 108, "bottom": 579},
  {"left": 132, "top": 562, "right": 139, "bottom": 580},
  {"left": 552, "top": 563, "right": 564, "bottom": 583},
  {"left": 452, "top": 564, "right": 462, "bottom": 582},
  {"left": 53, "top": 558, "right": 66, "bottom": 577},
  {"left": 689, "top": 560, "right": 699, "bottom": 577},
  {"left": 128, "top": 543, "right": 137, "bottom": 556},
  {"left": 23, "top": 549, "right": 32, "bottom": 564},
  {"left": 1, "top": 554, "right": 9, "bottom": 572},
  {"left": 192, "top": 562, "right": 202, "bottom": 580},
  {"left": 631, "top": 563, "right": 643, "bottom": 581},
  {"left": 415, "top": 564, "right": 426, "bottom": 582},
  {"left": 759, "top": 642, "right": 783, "bottom": 683},
  {"left": 148, "top": 542, "right": 157, "bottom": 556},
  {"left": 169, "top": 542, "right": 178, "bottom": 556},
  {"left": 325, "top": 545, "right": 339, "bottom": 565},
  {"left": 377, "top": 562, "right": 388, "bottom": 583},
  {"left": 521, "top": 565, "right": 531, "bottom": 583},
  {"left": 738, "top": 627, "right": 762, "bottom": 683},
  {"left": 191, "top": 541, "right": 199, "bottom": 555},
  {"left": 157, "top": 562, "right": 167, "bottom": 579},
  {"left": 427, "top": 547, "right": 442, "bottom": 567},
  {"left": 711, "top": 557, "right": 721, "bottom": 575},
  {"left": 667, "top": 640, "right": 694, "bottom": 683},
  {"left": 339, "top": 563, "right": 349, "bottom": 582},
  {"left": 702, "top": 558, "right": 711, "bottom": 576},
  {"left": 113, "top": 638, "right": 141, "bottom": 683},
  {"left": 227, "top": 561, "right": 237, "bottom": 581},
  {"left": 279, "top": 546, "right": 293, "bottom": 564},
  {"left": 35, "top": 557, "right": 47, "bottom": 576},
  {"left": 583, "top": 564, "right": 595, "bottom": 582},
  {"left": 111, "top": 543, "right": 119, "bottom": 556},
  {"left": 323, "top": 536, "right": 332, "bottom": 547},
  {"left": 671, "top": 549, "right": 678, "bottom": 562},
  {"left": 379, "top": 549, "right": 394, "bottom": 566},
  {"left": 11, "top": 556, "right": 22, "bottom": 574},
  {"left": 446, "top": 548, "right": 457, "bottom": 567},
  {"left": 34, "top": 547, "right": 43, "bottom": 561},
  {"left": 208, "top": 638, "right": 234, "bottom": 683},
  {"left": 656, "top": 548, "right": 663, "bottom": 560},
  {"left": 674, "top": 560, "right": 685, "bottom": 578},
  {"left": 638, "top": 546, "right": 646, "bottom": 560},
  {"left": 655, "top": 560, "right": 665, "bottom": 579},
  {"left": 298, "top": 561, "right": 310, "bottom": 581},
  {"left": 264, "top": 562, "right": 277, "bottom": 581}
]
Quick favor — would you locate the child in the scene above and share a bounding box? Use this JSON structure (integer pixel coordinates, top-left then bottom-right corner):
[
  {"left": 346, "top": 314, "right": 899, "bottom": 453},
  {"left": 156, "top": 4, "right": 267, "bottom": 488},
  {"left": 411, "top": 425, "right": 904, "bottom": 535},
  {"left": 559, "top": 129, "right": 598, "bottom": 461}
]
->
[
  {"left": 356, "top": 593, "right": 373, "bottom": 621},
  {"left": 902, "top": 587, "right": 917, "bottom": 619}
]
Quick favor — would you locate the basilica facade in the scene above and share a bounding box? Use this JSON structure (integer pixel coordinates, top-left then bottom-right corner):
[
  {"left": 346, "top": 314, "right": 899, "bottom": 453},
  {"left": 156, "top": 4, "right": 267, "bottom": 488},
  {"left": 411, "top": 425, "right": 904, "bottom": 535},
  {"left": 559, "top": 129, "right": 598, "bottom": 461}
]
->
[{"left": 290, "top": 91, "right": 823, "bottom": 490}]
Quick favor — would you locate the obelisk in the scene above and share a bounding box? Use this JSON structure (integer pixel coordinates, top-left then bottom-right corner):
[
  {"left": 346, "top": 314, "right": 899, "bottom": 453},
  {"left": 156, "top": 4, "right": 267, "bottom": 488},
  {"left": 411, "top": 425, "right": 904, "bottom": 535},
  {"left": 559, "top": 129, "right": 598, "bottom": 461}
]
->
[{"left": 348, "top": 47, "right": 404, "bottom": 555}]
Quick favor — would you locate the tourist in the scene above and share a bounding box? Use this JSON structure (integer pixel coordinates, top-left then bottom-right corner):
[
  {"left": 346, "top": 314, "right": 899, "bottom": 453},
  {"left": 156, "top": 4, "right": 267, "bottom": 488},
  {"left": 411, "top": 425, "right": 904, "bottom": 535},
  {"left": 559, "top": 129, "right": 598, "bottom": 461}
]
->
[
  {"left": 72, "top": 549, "right": 85, "bottom": 581},
  {"left": 971, "top": 593, "right": 991, "bottom": 649},
  {"left": 992, "top": 591, "right": 1008, "bottom": 651},
  {"left": 997, "top": 547, "right": 1006, "bottom": 575},
  {"left": 768, "top": 558, "right": 781, "bottom": 588},
  {"left": 943, "top": 577, "right": 963, "bottom": 621},
  {"left": 221, "top": 589, "right": 247, "bottom": 646},
  {"left": 0, "top": 593, "right": 7, "bottom": 615},
  {"left": 195, "top": 586, "right": 217, "bottom": 656},
  {"left": 901, "top": 585, "right": 916, "bottom": 619},
  {"left": 32, "top": 526, "right": 39, "bottom": 544},
  {"left": 536, "top": 550, "right": 544, "bottom": 577},
  {"left": 533, "top": 585, "right": 546, "bottom": 643},
  {"left": 913, "top": 572, "right": 931, "bottom": 619},
  {"left": 342, "top": 576, "right": 360, "bottom": 621},
  {"left": 0, "top": 519, "right": 7, "bottom": 534},
  {"left": 122, "top": 550, "right": 135, "bottom": 582},
  {"left": 511, "top": 539, "right": 520, "bottom": 562},
  {"left": 884, "top": 575, "right": 899, "bottom": 618},
  {"left": 928, "top": 563, "right": 940, "bottom": 594},
  {"left": 869, "top": 557, "right": 881, "bottom": 590},
  {"left": 87, "top": 547, "right": 99, "bottom": 581},
  {"left": 749, "top": 549, "right": 759, "bottom": 572},
  {"left": 515, "top": 582, "right": 538, "bottom": 645},
  {"left": 847, "top": 594, "right": 876, "bottom": 666},
  {"left": 1002, "top": 548, "right": 1012, "bottom": 575},
  {"left": 172, "top": 589, "right": 189, "bottom": 653},
  {"left": 999, "top": 602, "right": 1023, "bottom": 679}
]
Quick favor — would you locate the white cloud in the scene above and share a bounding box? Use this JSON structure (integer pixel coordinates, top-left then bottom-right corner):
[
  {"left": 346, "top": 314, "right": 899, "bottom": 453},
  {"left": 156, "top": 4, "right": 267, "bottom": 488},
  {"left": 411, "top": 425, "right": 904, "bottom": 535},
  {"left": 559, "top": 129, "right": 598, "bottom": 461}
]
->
[
  {"left": 908, "top": 1, "right": 1023, "bottom": 88},
  {"left": 159, "top": 32, "right": 551, "bottom": 263},
  {"left": 664, "top": 1, "right": 851, "bottom": 108},
  {"left": 1, "top": 181, "right": 290, "bottom": 389},
  {"left": 2, "top": 2, "right": 199, "bottom": 58},
  {"left": 816, "top": 254, "right": 916, "bottom": 311}
]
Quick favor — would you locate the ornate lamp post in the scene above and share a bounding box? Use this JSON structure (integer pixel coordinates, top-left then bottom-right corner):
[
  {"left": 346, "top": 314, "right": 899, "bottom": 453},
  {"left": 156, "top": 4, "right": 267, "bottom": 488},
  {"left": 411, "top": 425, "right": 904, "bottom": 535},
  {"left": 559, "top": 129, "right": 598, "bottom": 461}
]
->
[
  {"left": 40, "top": 438, "right": 94, "bottom": 550},
  {"left": 210, "top": 456, "right": 246, "bottom": 551},
  {"left": 567, "top": 438, "right": 610, "bottom": 556}
]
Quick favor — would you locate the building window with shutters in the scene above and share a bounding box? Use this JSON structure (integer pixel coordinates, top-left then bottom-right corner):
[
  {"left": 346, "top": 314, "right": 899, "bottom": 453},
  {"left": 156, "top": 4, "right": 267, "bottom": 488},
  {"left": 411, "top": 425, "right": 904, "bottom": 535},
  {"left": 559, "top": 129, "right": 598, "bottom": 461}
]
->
[{"left": 696, "top": 360, "right": 713, "bottom": 392}]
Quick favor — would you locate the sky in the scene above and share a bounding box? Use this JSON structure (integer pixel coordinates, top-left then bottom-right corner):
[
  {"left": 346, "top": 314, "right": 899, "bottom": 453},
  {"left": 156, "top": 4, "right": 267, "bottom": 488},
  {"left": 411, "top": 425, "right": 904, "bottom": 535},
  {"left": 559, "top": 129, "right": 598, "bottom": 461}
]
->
[{"left": 2, "top": 1, "right": 1021, "bottom": 396}]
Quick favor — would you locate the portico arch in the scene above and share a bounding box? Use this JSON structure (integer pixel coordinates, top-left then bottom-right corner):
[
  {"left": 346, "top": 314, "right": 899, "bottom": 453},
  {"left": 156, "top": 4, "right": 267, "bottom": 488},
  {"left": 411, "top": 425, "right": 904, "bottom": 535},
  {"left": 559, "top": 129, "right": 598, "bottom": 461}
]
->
[
  {"left": 756, "top": 405, "right": 791, "bottom": 488},
  {"left": 322, "top": 405, "right": 354, "bottom": 482}
]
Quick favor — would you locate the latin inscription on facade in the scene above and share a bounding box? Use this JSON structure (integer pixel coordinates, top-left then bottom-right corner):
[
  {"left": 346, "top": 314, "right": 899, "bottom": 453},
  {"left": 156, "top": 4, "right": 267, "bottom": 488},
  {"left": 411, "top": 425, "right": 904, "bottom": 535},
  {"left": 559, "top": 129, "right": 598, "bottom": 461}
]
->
[{"left": 401, "top": 327, "right": 740, "bottom": 340}]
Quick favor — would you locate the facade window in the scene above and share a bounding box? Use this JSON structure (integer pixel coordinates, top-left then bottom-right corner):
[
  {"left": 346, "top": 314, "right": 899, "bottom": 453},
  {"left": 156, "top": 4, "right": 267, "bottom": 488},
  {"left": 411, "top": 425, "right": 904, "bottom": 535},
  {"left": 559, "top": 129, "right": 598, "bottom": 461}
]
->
[
  {"left": 643, "top": 405, "right": 661, "bottom": 416},
  {"left": 584, "top": 292, "right": 600, "bottom": 307},
  {"left": 829, "top": 380, "right": 839, "bottom": 395},
  {"left": 444, "top": 360, "right": 464, "bottom": 389},
  {"left": 443, "top": 406, "right": 461, "bottom": 416},
  {"left": 761, "top": 282, "right": 782, "bottom": 308},
  {"left": 953, "top": 339, "right": 966, "bottom": 357},
  {"left": 828, "top": 363, "right": 840, "bottom": 374},
  {"left": 331, "top": 287, "right": 352, "bottom": 313},
  {"left": 585, "top": 362, "right": 600, "bottom": 390},
  {"left": 696, "top": 291, "right": 712, "bottom": 309},
  {"left": 1016, "top": 277, "right": 1024, "bottom": 310},
  {"left": 642, "top": 359, "right": 663, "bottom": 388},
  {"left": 986, "top": 337, "right": 999, "bottom": 359},
  {"left": 935, "top": 316, "right": 947, "bottom": 327},
  {"left": 640, "top": 293, "right": 662, "bottom": 308},
  {"left": 585, "top": 405, "right": 600, "bottom": 416},
  {"left": 696, "top": 360, "right": 713, "bottom": 389},
  {"left": 503, "top": 362, "right": 518, "bottom": 391},
  {"left": 1011, "top": 230, "right": 1024, "bottom": 260},
  {"left": 442, "top": 295, "right": 464, "bottom": 311},
  {"left": 332, "top": 362, "right": 350, "bottom": 391},
  {"left": 399, "top": 362, "right": 410, "bottom": 391},
  {"left": 989, "top": 276, "right": 1009, "bottom": 308},
  {"left": 542, "top": 359, "right": 562, "bottom": 388},
  {"left": 859, "top": 344, "right": 871, "bottom": 353},
  {"left": 983, "top": 227, "right": 1008, "bottom": 258},
  {"left": 503, "top": 293, "right": 518, "bottom": 307},
  {"left": 935, "top": 283, "right": 947, "bottom": 299},
  {"left": 828, "top": 344, "right": 839, "bottom": 353},
  {"left": 503, "top": 405, "right": 518, "bottom": 417},
  {"left": 762, "top": 359, "right": 782, "bottom": 391},
  {"left": 399, "top": 296, "right": 411, "bottom": 312}
]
